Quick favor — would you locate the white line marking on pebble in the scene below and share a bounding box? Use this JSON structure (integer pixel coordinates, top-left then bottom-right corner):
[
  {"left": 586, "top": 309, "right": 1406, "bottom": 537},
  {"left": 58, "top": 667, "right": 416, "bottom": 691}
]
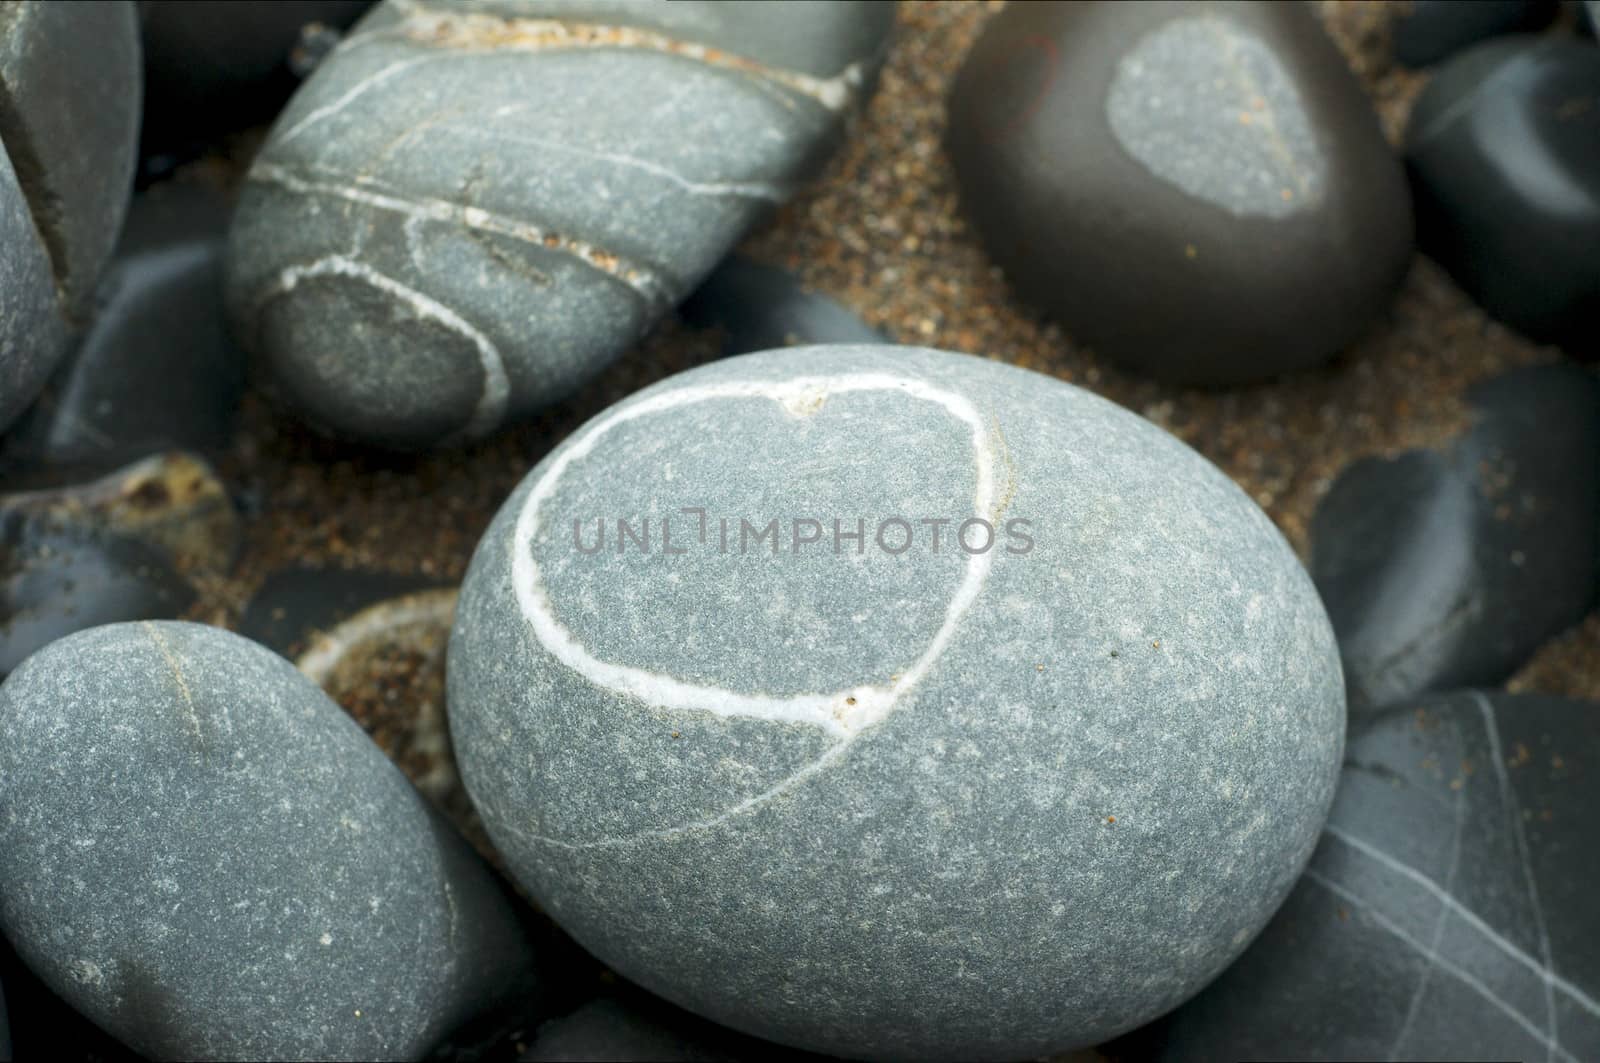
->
[
  {"left": 512, "top": 373, "right": 998, "bottom": 740},
  {"left": 256, "top": 255, "right": 510, "bottom": 439}
]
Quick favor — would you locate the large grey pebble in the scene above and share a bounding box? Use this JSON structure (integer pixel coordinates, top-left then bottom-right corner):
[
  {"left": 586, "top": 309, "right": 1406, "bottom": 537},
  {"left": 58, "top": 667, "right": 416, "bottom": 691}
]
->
[
  {"left": 0, "top": 0, "right": 141, "bottom": 432},
  {"left": 0, "top": 621, "right": 538, "bottom": 1061},
  {"left": 225, "top": 0, "right": 895, "bottom": 448},
  {"left": 448, "top": 344, "right": 1346, "bottom": 1060}
]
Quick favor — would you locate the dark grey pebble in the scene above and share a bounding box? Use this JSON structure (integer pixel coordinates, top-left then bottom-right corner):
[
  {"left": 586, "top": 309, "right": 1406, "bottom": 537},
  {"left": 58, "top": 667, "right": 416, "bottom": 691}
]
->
[
  {"left": 679, "top": 256, "right": 883, "bottom": 358},
  {"left": 239, "top": 565, "right": 443, "bottom": 660},
  {"left": 224, "top": 0, "right": 896, "bottom": 448},
  {"left": 1120, "top": 690, "right": 1600, "bottom": 1061},
  {"left": 0, "top": 621, "right": 540, "bottom": 1060},
  {"left": 0, "top": 182, "right": 246, "bottom": 475},
  {"left": 1406, "top": 36, "right": 1600, "bottom": 352},
  {"left": 138, "top": 1, "right": 375, "bottom": 164},
  {"left": 945, "top": 0, "right": 1412, "bottom": 384},
  {"left": 1393, "top": 0, "right": 1557, "bottom": 68},
  {"left": 1310, "top": 363, "right": 1600, "bottom": 713}
]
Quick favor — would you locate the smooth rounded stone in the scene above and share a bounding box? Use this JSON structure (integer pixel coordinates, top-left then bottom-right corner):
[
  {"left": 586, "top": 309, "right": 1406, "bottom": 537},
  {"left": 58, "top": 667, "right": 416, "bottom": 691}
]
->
[
  {"left": 0, "top": 621, "right": 539, "bottom": 1061},
  {"left": 1393, "top": 0, "right": 1557, "bottom": 68},
  {"left": 0, "top": 182, "right": 246, "bottom": 475},
  {"left": 679, "top": 255, "right": 883, "bottom": 357},
  {"left": 0, "top": 0, "right": 140, "bottom": 319},
  {"left": 448, "top": 344, "right": 1346, "bottom": 1060},
  {"left": 0, "top": 137, "right": 63, "bottom": 436},
  {"left": 1406, "top": 36, "right": 1600, "bottom": 352},
  {"left": 0, "top": 981, "right": 8, "bottom": 1063},
  {"left": 139, "top": 1, "right": 375, "bottom": 159},
  {"left": 224, "top": 0, "right": 896, "bottom": 449},
  {"left": 0, "top": 452, "right": 239, "bottom": 677},
  {"left": 944, "top": 1, "right": 1413, "bottom": 385},
  {"left": 1121, "top": 690, "right": 1600, "bottom": 1061},
  {"left": 1310, "top": 364, "right": 1600, "bottom": 714},
  {"left": 0, "top": 936, "right": 133, "bottom": 1063}
]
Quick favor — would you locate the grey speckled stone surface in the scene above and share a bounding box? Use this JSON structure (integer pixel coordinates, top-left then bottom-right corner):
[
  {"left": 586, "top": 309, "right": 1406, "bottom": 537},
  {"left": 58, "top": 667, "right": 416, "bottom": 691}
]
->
[
  {"left": 448, "top": 344, "right": 1346, "bottom": 1061},
  {"left": 225, "top": 0, "right": 895, "bottom": 448},
  {"left": 0, "top": 0, "right": 140, "bottom": 433},
  {"left": 0, "top": 621, "right": 537, "bottom": 1061}
]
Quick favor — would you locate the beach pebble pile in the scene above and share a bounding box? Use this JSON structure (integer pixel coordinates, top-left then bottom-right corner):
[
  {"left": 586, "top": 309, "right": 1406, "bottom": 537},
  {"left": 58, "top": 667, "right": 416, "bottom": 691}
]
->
[{"left": 1, "top": 1, "right": 1599, "bottom": 1061}]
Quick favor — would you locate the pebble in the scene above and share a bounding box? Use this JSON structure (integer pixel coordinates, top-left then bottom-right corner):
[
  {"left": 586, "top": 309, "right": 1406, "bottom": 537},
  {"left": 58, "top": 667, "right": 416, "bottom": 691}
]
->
[
  {"left": 1310, "top": 363, "right": 1600, "bottom": 713},
  {"left": 1406, "top": 35, "right": 1600, "bottom": 352},
  {"left": 0, "top": 621, "right": 539, "bottom": 1060},
  {"left": 224, "top": 0, "right": 896, "bottom": 448},
  {"left": 0, "top": 452, "right": 238, "bottom": 677},
  {"left": 1393, "top": 0, "right": 1557, "bottom": 68},
  {"left": 0, "top": 183, "right": 245, "bottom": 474},
  {"left": 139, "top": 1, "right": 375, "bottom": 161},
  {"left": 448, "top": 344, "right": 1346, "bottom": 1060},
  {"left": 1123, "top": 690, "right": 1600, "bottom": 1060},
  {"left": 239, "top": 565, "right": 442, "bottom": 659},
  {"left": 944, "top": 1, "right": 1413, "bottom": 384},
  {"left": 678, "top": 255, "right": 884, "bottom": 358}
]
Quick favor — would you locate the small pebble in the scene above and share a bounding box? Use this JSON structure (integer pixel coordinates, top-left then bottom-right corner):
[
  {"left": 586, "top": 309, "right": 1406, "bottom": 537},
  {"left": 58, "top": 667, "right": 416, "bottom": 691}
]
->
[
  {"left": 1406, "top": 35, "right": 1600, "bottom": 352},
  {"left": 0, "top": 621, "right": 539, "bottom": 1060},
  {"left": 449, "top": 343, "right": 1345, "bottom": 1060},
  {"left": 945, "top": 0, "right": 1413, "bottom": 383},
  {"left": 679, "top": 255, "right": 884, "bottom": 357}
]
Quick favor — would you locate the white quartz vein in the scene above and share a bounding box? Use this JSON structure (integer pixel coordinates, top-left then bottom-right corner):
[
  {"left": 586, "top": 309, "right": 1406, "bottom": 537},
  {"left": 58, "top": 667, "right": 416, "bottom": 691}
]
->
[
  {"left": 1324, "top": 825, "right": 1600, "bottom": 1022},
  {"left": 1388, "top": 783, "right": 1466, "bottom": 1061},
  {"left": 1477, "top": 691, "right": 1562, "bottom": 1060},
  {"left": 508, "top": 373, "right": 1000, "bottom": 847},
  {"left": 253, "top": 255, "right": 510, "bottom": 440},
  {"left": 246, "top": 162, "right": 675, "bottom": 308},
  {"left": 1305, "top": 868, "right": 1579, "bottom": 1063}
]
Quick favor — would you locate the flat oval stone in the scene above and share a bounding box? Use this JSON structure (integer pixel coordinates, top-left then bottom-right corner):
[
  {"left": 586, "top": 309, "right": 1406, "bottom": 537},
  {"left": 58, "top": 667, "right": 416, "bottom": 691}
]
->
[
  {"left": 679, "top": 255, "right": 883, "bottom": 358},
  {"left": 1393, "top": 0, "right": 1557, "bottom": 68},
  {"left": 224, "top": 0, "right": 895, "bottom": 448},
  {"left": 1311, "top": 364, "right": 1600, "bottom": 713},
  {"left": 448, "top": 344, "right": 1346, "bottom": 1060},
  {"left": 0, "top": 621, "right": 538, "bottom": 1060},
  {"left": 1406, "top": 36, "right": 1600, "bottom": 351},
  {"left": 945, "top": 1, "right": 1413, "bottom": 384},
  {"left": 0, "top": 140, "right": 63, "bottom": 435},
  {"left": 1122, "top": 690, "right": 1600, "bottom": 1060}
]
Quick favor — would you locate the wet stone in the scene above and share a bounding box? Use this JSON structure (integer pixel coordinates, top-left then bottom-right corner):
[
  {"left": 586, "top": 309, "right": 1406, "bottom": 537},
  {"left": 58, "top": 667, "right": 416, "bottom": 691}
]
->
[
  {"left": 1393, "top": 0, "right": 1558, "bottom": 68},
  {"left": 0, "top": 621, "right": 539, "bottom": 1060},
  {"left": 0, "top": 452, "right": 239, "bottom": 677},
  {"left": 448, "top": 344, "right": 1345, "bottom": 1060},
  {"left": 1406, "top": 36, "right": 1600, "bottom": 352},
  {"left": 944, "top": 0, "right": 1412, "bottom": 384},
  {"left": 1310, "top": 363, "right": 1600, "bottom": 713},
  {"left": 138, "top": 0, "right": 375, "bottom": 165},
  {"left": 224, "top": 0, "right": 897, "bottom": 448},
  {"left": 239, "top": 564, "right": 441, "bottom": 659},
  {"left": 678, "top": 255, "right": 883, "bottom": 358},
  {"left": 1123, "top": 690, "right": 1600, "bottom": 1061},
  {"left": 0, "top": 182, "right": 246, "bottom": 476}
]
